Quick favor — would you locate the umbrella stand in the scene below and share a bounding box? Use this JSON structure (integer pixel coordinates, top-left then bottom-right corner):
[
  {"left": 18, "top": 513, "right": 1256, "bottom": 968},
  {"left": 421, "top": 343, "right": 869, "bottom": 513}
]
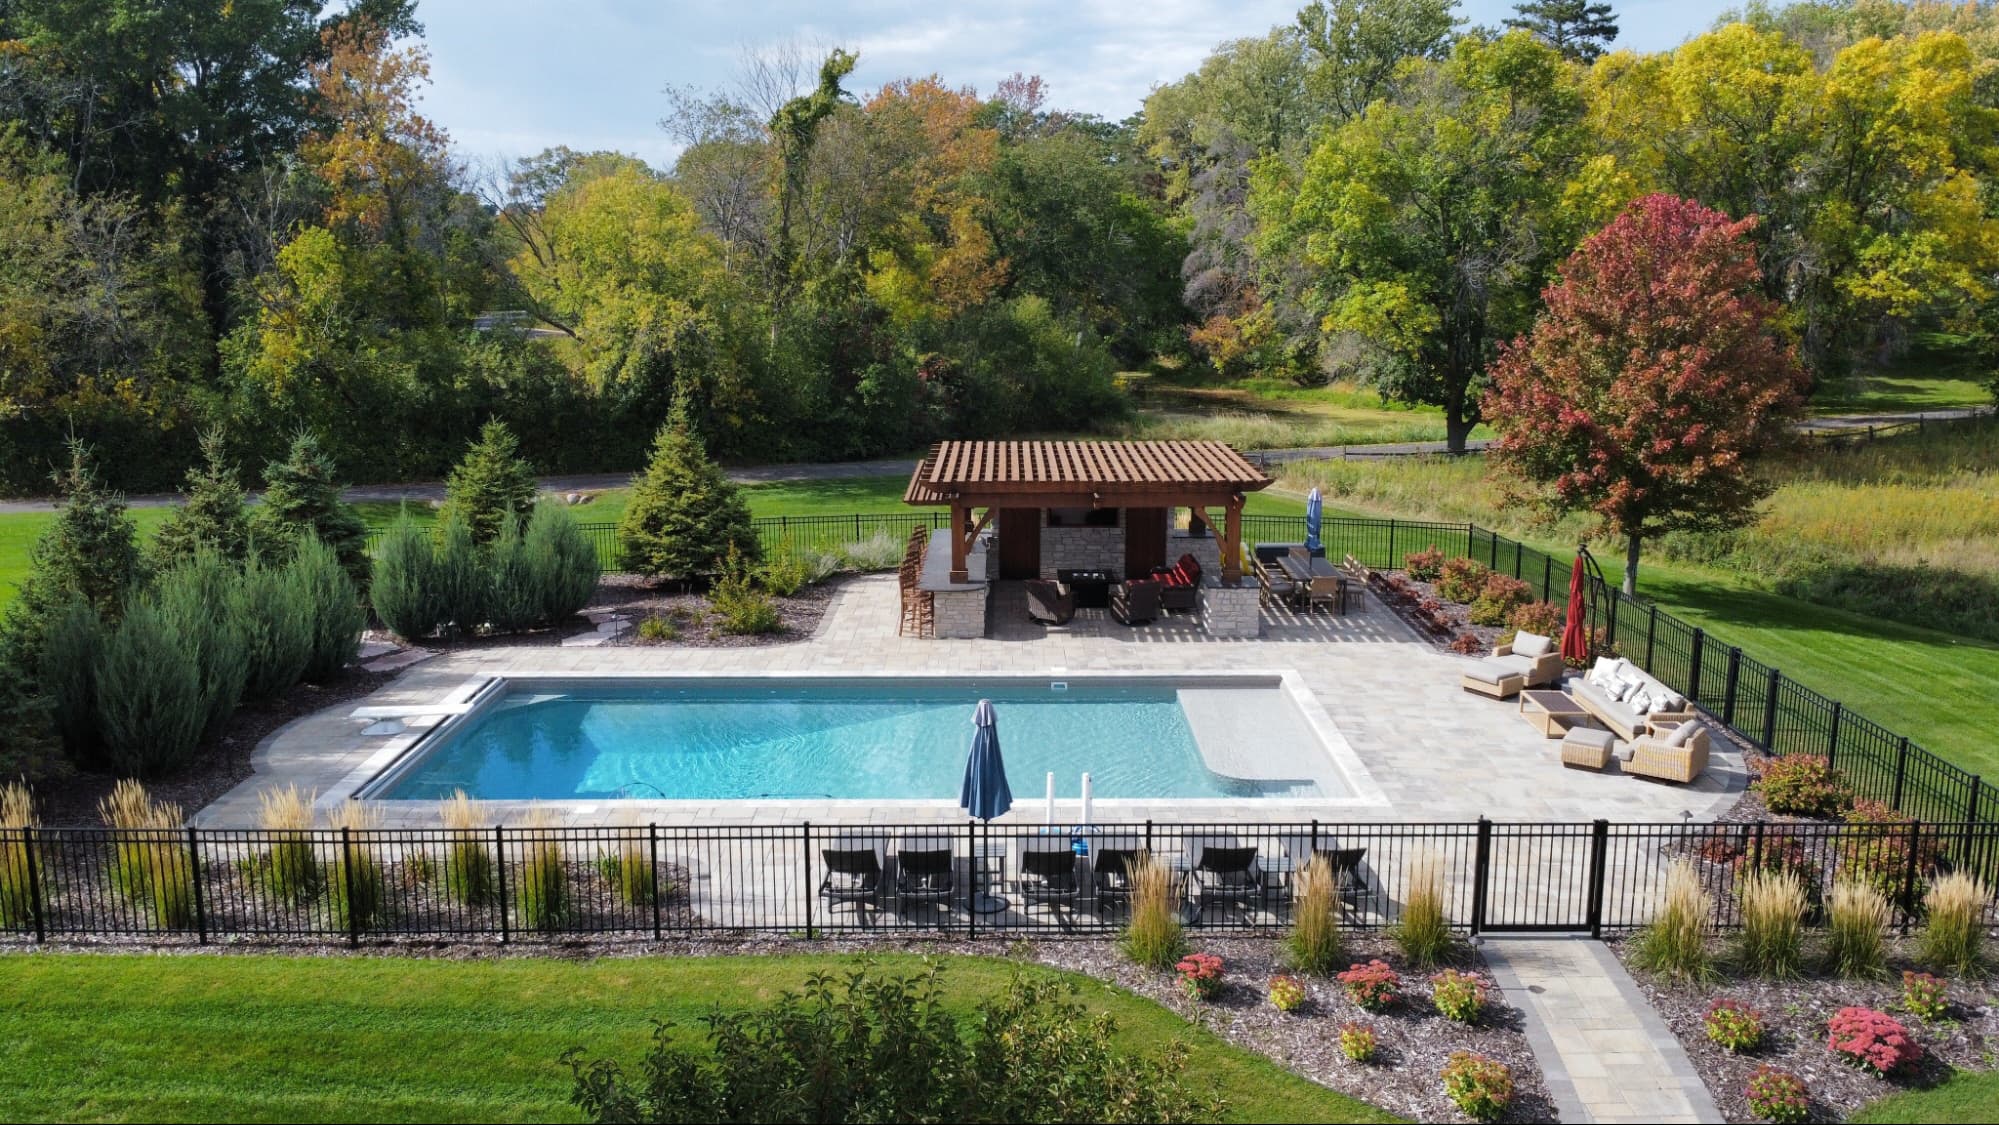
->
[{"left": 971, "top": 819, "right": 1008, "bottom": 914}]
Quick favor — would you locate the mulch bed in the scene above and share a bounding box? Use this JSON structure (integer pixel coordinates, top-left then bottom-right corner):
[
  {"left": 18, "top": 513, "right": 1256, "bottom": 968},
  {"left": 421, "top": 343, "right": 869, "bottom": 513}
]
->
[
  {"left": 1369, "top": 571, "right": 1505, "bottom": 655},
  {"left": 1610, "top": 937, "right": 1999, "bottom": 1122},
  {"left": 599, "top": 573, "right": 839, "bottom": 648}
]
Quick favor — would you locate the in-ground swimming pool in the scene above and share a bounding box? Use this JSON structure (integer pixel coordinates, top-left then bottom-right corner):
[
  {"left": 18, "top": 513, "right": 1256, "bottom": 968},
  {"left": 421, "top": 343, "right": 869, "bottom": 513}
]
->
[{"left": 365, "top": 676, "right": 1350, "bottom": 803}]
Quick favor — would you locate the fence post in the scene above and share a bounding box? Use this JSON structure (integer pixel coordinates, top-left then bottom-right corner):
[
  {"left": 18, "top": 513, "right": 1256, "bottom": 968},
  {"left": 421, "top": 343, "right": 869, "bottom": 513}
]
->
[
  {"left": 802, "top": 822, "right": 814, "bottom": 940},
  {"left": 649, "top": 824, "right": 663, "bottom": 941},
  {"left": 1465, "top": 523, "right": 1475, "bottom": 561},
  {"left": 1489, "top": 531, "right": 1499, "bottom": 569},
  {"left": 1686, "top": 629, "right": 1705, "bottom": 704},
  {"left": 340, "top": 825, "right": 359, "bottom": 946},
  {"left": 966, "top": 821, "right": 979, "bottom": 941},
  {"left": 1542, "top": 556, "right": 1552, "bottom": 602},
  {"left": 1721, "top": 648, "right": 1742, "bottom": 728},
  {"left": 494, "top": 825, "right": 510, "bottom": 944},
  {"left": 1643, "top": 605, "right": 1657, "bottom": 672},
  {"left": 1891, "top": 739, "right": 1910, "bottom": 812},
  {"left": 1899, "top": 821, "right": 1924, "bottom": 934},
  {"left": 1470, "top": 818, "right": 1492, "bottom": 936},
  {"left": 1585, "top": 820, "right": 1610, "bottom": 939},
  {"left": 1826, "top": 703, "right": 1844, "bottom": 769},
  {"left": 187, "top": 825, "right": 208, "bottom": 945},
  {"left": 1762, "top": 669, "right": 1782, "bottom": 750},
  {"left": 1388, "top": 519, "right": 1398, "bottom": 564},
  {"left": 21, "top": 827, "right": 46, "bottom": 944},
  {"left": 1512, "top": 541, "right": 1522, "bottom": 579},
  {"left": 1963, "top": 778, "right": 1983, "bottom": 861}
]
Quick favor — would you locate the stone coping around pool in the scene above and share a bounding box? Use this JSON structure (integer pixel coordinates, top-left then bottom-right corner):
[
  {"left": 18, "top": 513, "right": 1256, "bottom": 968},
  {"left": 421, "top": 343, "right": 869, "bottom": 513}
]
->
[{"left": 196, "top": 575, "right": 1747, "bottom": 829}]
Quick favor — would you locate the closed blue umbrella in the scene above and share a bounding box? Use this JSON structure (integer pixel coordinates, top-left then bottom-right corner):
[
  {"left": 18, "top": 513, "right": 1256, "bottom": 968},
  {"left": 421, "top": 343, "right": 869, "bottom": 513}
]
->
[
  {"left": 960, "top": 699, "right": 1013, "bottom": 913},
  {"left": 1305, "top": 487, "right": 1324, "bottom": 553}
]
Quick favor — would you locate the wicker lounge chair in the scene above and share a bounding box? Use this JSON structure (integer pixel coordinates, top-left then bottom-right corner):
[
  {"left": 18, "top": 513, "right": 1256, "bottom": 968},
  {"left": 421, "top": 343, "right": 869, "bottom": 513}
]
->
[
  {"left": 1025, "top": 579, "right": 1075, "bottom": 625},
  {"left": 1110, "top": 579, "right": 1161, "bottom": 625},
  {"left": 1625, "top": 719, "right": 1712, "bottom": 784},
  {"left": 1151, "top": 553, "right": 1203, "bottom": 611}
]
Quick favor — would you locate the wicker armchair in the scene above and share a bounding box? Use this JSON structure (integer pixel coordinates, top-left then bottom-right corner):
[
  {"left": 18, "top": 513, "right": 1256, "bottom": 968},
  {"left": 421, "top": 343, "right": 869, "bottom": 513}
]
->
[
  {"left": 1492, "top": 638, "right": 1564, "bottom": 688},
  {"left": 1626, "top": 722, "right": 1711, "bottom": 784}
]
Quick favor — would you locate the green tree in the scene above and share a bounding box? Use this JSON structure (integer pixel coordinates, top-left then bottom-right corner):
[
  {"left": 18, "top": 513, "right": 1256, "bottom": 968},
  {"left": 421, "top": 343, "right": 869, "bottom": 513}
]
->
[
  {"left": 2, "top": 440, "right": 144, "bottom": 639},
  {"left": 1299, "top": 0, "right": 1464, "bottom": 119},
  {"left": 768, "top": 49, "right": 858, "bottom": 293},
  {"left": 439, "top": 420, "right": 538, "bottom": 545},
  {"left": 248, "top": 433, "right": 370, "bottom": 585},
  {"left": 291, "top": 536, "right": 365, "bottom": 682},
  {"left": 151, "top": 430, "right": 251, "bottom": 568},
  {"left": 1255, "top": 31, "right": 1589, "bottom": 450},
  {"left": 619, "top": 420, "right": 760, "bottom": 583},
  {"left": 1506, "top": 0, "right": 1620, "bottom": 63}
]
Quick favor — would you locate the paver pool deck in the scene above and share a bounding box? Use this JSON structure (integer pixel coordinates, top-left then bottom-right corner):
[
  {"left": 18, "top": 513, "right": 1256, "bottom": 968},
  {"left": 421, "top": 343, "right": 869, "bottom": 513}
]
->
[{"left": 200, "top": 576, "right": 1744, "bottom": 829}]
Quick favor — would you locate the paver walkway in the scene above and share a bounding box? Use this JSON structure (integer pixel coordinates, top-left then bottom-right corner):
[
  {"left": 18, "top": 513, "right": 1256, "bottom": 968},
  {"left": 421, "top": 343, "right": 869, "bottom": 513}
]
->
[{"left": 1481, "top": 936, "right": 1721, "bottom": 1124}]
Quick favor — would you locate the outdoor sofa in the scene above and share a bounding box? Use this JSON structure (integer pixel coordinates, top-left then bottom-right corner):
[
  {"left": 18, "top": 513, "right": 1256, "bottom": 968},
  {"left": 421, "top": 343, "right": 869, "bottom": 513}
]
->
[
  {"left": 1571, "top": 656, "right": 1698, "bottom": 741},
  {"left": 1150, "top": 553, "right": 1204, "bottom": 611}
]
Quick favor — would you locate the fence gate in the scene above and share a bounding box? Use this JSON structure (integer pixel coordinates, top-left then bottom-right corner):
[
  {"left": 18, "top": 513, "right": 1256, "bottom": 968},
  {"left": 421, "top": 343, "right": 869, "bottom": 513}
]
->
[{"left": 1472, "top": 821, "right": 1606, "bottom": 934}]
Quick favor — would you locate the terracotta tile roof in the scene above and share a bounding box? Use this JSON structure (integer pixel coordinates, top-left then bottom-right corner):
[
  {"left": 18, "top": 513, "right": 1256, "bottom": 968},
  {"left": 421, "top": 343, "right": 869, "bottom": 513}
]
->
[{"left": 903, "top": 440, "right": 1271, "bottom": 504}]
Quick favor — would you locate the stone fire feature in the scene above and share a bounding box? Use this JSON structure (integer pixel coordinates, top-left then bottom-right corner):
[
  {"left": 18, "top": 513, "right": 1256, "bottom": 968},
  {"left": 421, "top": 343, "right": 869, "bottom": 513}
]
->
[{"left": 1198, "top": 577, "right": 1262, "bottom": 637}]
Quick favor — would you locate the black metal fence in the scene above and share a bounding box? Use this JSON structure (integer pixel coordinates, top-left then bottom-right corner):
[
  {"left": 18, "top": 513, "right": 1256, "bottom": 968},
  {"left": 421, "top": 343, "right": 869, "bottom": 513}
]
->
[{"left": 5, "top": 817, "right": 1993, "bottom": 944}]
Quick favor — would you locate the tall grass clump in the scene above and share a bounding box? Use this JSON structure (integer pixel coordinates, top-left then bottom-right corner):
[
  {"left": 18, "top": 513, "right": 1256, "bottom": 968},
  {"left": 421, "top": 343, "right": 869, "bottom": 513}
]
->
[
  {"left": 440, "top": 790, "right": 496, "bottom": 907},
  {"left": 837, "top": 529, "right": 905, "bottom": 572},
  {"left": 92, "top": 601, "right": 207, "bottom": 777},
  {"left": 96, "top": 780, "right": 195, "bottom": 927},
  {"left": 292, "top": 536, "right": 366, "bottom": 681},
  {"left": 371, "top": 513, "right": 444, "bottom": 641},
  {"left": 1119, "top": 851, "right": 1186, "bottom": 969},
  {"left": 596, "top": 826, "right": 655, "bottom": 907},
  {"left": 1633, "top": 860, "right": 1714, "bottom": 981},
  {"left": 256, "top": 784, "right": 320, "bottom": 902},
  {"left": 1826, "top": 880, "right": 1891, "bottom": 979},
  {"left": 1737, "top": 868, "right": 1809, "bottom": 978},
  {"left": 1393, "top": 850, "right": 1454, "bottom": 968},
  {"left": 1918, "top": 872, "right": 1988, "bottom": 974},
  {"left": 0, "top": 783, "right": 36, "bottom": 929},
  {"left": 514, "top": 809, "right": 570, "bottom": 931},
  {"left": 1283, "top": 855, "right": 1344, "bottom": 974},
  {"left": 327, "top": 800, "right": 387, "bottom": 932},
  {"left": 232, "top": 558, "right": 313, "bottom": 701}
]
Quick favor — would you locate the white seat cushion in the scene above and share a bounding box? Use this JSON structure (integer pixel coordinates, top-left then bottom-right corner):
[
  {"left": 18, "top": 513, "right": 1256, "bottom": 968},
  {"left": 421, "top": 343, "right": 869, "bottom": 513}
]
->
[{"left": 1512, "top": 632, "right": 1552, "bottom": 658}]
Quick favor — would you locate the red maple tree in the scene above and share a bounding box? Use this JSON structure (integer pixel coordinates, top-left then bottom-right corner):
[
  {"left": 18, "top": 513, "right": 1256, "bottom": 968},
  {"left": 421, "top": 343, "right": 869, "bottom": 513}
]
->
[{"left": 1484, "top": 193, "right": 1808, "bottom": 595}]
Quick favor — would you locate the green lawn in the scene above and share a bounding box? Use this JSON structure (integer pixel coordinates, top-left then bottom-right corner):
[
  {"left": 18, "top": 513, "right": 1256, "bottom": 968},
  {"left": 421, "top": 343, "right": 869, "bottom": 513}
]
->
[
  {"left": 0, "top": 952, "right": 1396, "bottom": 1125},
  {"left": 1849, "top": 1070, "right": 1999, "bottom": 1123}
]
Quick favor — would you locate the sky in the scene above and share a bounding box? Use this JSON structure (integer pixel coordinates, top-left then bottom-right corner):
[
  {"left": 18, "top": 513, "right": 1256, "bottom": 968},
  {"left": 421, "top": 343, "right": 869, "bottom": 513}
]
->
[{"left": 416, "top": 0, "right": 1743, "bottom": 170}]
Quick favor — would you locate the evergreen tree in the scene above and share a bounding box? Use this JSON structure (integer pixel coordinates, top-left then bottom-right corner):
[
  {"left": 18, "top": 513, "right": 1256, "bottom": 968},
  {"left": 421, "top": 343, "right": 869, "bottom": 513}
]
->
[
  {"left": 1505, "top": 0, "right": 1618, "bottom": 62},
  {"left": 6, "top": 440, "right": 144, "bottom": 627},
  {"left": 618, "top": 419, "right": 760, "bottom": 582},
  {"left": 439, "top": 420, "right": 539, "bottom": 545},
  {"left": 150, "top": 430, "right": 251, "bottom": 568},
  {"left": 292, "top": 536, "right": 366, "bottom": 683},
  {"left": 248, "top": 433, "right": 371, "bottom": 586}
]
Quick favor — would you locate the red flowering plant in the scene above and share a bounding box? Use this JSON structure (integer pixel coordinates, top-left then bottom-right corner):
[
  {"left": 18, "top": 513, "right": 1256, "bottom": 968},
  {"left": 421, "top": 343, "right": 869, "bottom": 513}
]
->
[
  {"left": 1745, "top": 1066, "right": 1809, "bottom": 1124},
  {"left": 1175, "top": 952, "right": 1225, "bottom": 1001},
  {"left": 1827, "top": 1006, "right": 1922, "bottom": 1076},
  {"left": 1337, "top": 959, "right": 1402, "bottom": 1012}
]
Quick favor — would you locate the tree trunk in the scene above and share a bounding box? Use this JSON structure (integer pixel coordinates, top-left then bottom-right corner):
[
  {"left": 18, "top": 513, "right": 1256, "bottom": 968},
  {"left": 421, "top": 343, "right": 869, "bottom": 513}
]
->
[
  {"left": 1623, "top": 533, "right": 1642, "bottom": 598},
  {"left": 1444, "top": 412, "right": 1474, "bottom": 454}
]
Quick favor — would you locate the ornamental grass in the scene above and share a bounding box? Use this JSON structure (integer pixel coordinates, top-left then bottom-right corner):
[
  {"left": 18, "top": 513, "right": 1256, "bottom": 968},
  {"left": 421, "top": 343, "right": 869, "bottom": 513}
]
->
[
  {"left": 327, "top": 800, "right": 387, "bottom": 931},
  {"left": 514, "top": 808, "right": 570, "bottom": 932},
  {"left": 96, "top": 780, "right": 196, "bottom": 928},
  {"left": 1825, "top": 880, "right": 1891, "bottom": 979},
  {"left": 1918, "top": 872, "right": 1988, "bottom": 975},
  {"left": 1, "top": 782, "right": 36, "bottom": 929},
  {"left": 1283, "top": 855, "right": 1343, "bottom": 974},
  {"left": 256, "top": 784, "right": 321, "bottom": 902},
  {"left": 1633, "top": 859, "right": 1714, "bottom": 981},
  {"left": 1119, "top": 851, "right": 1186, "bottom": 970},
  {"left": 1737, "top": 867, "right": 1808, "bottom": 978},
  {"left": 1393, "top": 849, "right": 1454, "bottom": 968},
  {"left": 440, "top": 790, "right": 497, "bottom": 907}
]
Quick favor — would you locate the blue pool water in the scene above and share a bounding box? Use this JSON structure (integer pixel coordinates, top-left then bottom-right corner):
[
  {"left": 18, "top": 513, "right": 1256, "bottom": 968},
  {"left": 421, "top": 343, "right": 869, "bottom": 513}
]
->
[{"left": 378, "top": 679, "right": 1291, "bottom": 801}]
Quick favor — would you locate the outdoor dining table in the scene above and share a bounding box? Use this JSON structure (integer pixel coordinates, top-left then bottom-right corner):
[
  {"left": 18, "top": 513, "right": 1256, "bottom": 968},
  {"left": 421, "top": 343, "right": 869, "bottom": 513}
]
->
[{"left": 1276, "top": 555, "right": 1348, "bottom": 612}]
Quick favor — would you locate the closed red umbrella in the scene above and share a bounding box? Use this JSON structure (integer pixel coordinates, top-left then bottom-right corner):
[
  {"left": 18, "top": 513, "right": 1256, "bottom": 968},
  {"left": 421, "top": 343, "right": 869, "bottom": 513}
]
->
[{"left": 1560, "top": 555, "right": 1590, "bottom": 664}]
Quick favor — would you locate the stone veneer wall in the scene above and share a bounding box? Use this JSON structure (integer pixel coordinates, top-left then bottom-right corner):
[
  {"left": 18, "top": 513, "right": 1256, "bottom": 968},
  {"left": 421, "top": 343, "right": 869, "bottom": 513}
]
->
[
  {"left": 933, "top": 586, "right": 989, "bottom": 638},
  {"left": 1040, "top": 518, "right": 1125, "bottom": 578},
  {"left": 1166, "top": 528, "right": 1223, "bottom": 575},
  {"left": 1197, "top": 577, "right": 1262, "bottom": 637}
]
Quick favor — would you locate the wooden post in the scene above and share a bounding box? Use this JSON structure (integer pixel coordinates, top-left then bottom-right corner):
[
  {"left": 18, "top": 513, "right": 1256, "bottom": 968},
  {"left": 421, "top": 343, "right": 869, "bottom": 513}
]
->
[
  {"left": 949, "top": 502, "right": 969, "bottom": 583},
  {"left": 1222, "top": 495, "right": 1244, "bottom": 584}
]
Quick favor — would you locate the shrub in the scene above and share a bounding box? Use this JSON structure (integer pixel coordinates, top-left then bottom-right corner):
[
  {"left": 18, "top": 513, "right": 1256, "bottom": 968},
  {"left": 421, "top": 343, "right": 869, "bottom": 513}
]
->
[
  {"left": 40, "top": 596, "right": 103, "bottom": 761},
  {"left": 1633, "top": 860, "right": 1714, "bottom": 981},
  {"left": 1705, "top": 998, "right": 1766, "bottom": 1053},
  {"left": 757, "top": 551, "right": 812, "bottom": 597},
  {"left": 1436, "top": 557, "right": 1492, "bottom": 603},
  {"left": 1393, "top": 850, "right": 1454, "bottom": 967},
  {"left": 1506, "top": 599, "right": 1563, "bottom": 637},
  {"left": 514, "top": 812, "right": 570, "bottom": 932},
  {"left": 1733, "top": 831, "right": 1825, "bottom": 905},
  {"left": 562, "top": 963, "right": 1220, "bottom": 1124},
  {"left": 0, "top": 783, "right": 37, "bottom": 929},
  {"left": 836, "top": 530, "right": 904, "bottom": 572},
  {"left": 434, "top": 515, "right": 486, "bottom": 637},
  {"left": 1448, "top": 632, "right": 1484, "bottom": 655},
  {"left": 1175, "top": 952, "right": 1224, "bottom": 1001},
  {"left": 439, "top": 420, "right": 538, "bottom": 545},
  {"left": 1120, "top": 852, "right": 1186, "bottom": 969},
  {"left": 710, "top": 548, "right": 781, "bottom": 635},
  {"left": 1268, "top": 975, "right": 1306, "bottom": 1013},
  {"left": 1403, "top": 545, "right": 1445, "bottom": 580},
  {"left": 1440, "top": 1052, "right": 1514, "bottom": 1121},
  {"left": 1737, "top": 868, "right": 1808, "bottom": 978},
  {"left": 1902, "top": 970, "right": 1948, "bottom": 1020},
  {"left": 371, "top": 514, "right": 445, "bottom": 642},
  {"left": 596, "top": 833, "right": 655, "bottom": 907},
  {"left": 1467, "top": 574, "right": 1533, "bottom": 626},
  {"left": 1757, "top": 755, "right": 1853, "bottom": 817},
  {"left": 232, "top": 558, "right": 313, "bottom": 701},
  {"left": 152, "top": 552, "right": 249, "bottom": 746},
  {"left": 327, "top": 800, "right": 387, "bottom": 932},
  {"left": 482, "top": 519, "right": 542, "bottom": 634},
  {"left": 249, "top": 432, "right": 369, "bottom": 587},
  {"left": 1827, "top": 1006, "right": 1921, "bottom": 1076},
  {"left": 524, "top": 500, "right": 600, "bottom": 624},
  {"left": 1840, "top": 799, "right": 1940, "bottom": 905},
  {"left": 257, "top": 784, "right": 321, "bottom": 903},
  {"left": 1430, "top": 969, "right": 1491, "bottom": 1023},
  {"left": 1337, "top": 960, "right": 1402, "bottom": 1012},
  {"left": 1284, "top": 855, "right": 1343, "bottom": 974},
  {"left": 1826, "top": 880, "right": 1891, "bottom": 979},
  {"left": 636, "top": 616, "right": 678, "bottom": 643},
  {"left": 96, "top": 780, "right": 195, "bottom": 928},
  {"left": 1745, "top": 1066, "right": 1809, "bottom": 1124},
  {"left": 1918, "top": 872, "right": 1988, "bottom": 974},
  {"left": 1338, "top": 1021, "right": 1378, "bottom": 1063},
  {"left": 293, "top": 536, "right": 365, "bottom": 682},
  {"left": 150, "top": 429, "right": 250, "bottom": 568},
  {"left": 93, "top": 600, "right": 208, "bottom": 777},
  {"left": 441, "top": 791, "right": 496, "bottom": 907},
  {"left": 618, "top": 419, "right": 760, "bottom": 582}
]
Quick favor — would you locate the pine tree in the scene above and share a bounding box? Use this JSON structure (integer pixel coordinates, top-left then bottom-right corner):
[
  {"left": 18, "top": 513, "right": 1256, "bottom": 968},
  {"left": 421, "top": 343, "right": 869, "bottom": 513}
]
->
[
  {"left": 151, "top": 429, "right": 251, "bottom": 569},
  {"left": 618, "top": 419, "right": 760, "bottom": 582},
  {"left": 248, "top": 432, "right": 371, "bottom": 586},
  {"left": 439, "top": 419, "right": 539, "bottom": 545},
  {"left": 1505, "top": 0, "right": 1619, "bottom": 63},
  {"left": 7, "top": 439, "right": 144, "bottom": 626}
]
